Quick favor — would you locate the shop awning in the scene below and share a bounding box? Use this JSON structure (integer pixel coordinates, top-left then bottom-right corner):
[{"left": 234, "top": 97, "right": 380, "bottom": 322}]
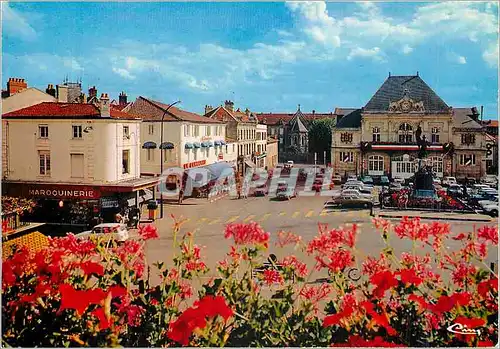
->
[
  {"left": 142, "top": 141, "right": 157, "bottom": 149},
  {"left": 185, "top": 162, "right": 233, "bottom": 182},
  {"left": 220, "top": 140, "right": 226, "bottom": 145},
  {"left": 193, "top": 142, "right": 201, "bottom": 148},
  {"left": 184, "top": 142, "right": 194, "bottom": 149},
  {"left": 201, "top": 141, "right": 209, "bottom": 148},
  {"left": 159, "top": 142, "right": 175, "bottom": 150},
  {"left": 214, "top": 140, "right": 222, "bottom": 146},
  {"left": 245, "top": 159, "right": 256, "bottom": 168}
]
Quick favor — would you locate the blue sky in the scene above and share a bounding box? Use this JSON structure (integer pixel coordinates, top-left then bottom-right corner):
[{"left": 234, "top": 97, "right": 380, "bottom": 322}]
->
[{"left": 2, "top": 2, "right": 498, "bottom": 119}]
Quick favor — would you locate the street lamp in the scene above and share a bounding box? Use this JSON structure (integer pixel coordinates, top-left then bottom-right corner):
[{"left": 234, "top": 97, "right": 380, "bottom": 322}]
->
[{"left": 160, "top": 100, "right": 181, "bottom": 219}]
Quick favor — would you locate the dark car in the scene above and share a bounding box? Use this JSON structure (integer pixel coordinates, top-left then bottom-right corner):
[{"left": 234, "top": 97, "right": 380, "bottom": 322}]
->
[
  {"left": 362, "top": 176, "right": 374, "bottom": 185},
  {"left": 276, "top": 185, "right": 297, "bottom": 200},
  {"left": 326, "top": 193, "right": 374, "bottom": 209},
  {"left": 380, "top": 176, "right": 390, "bottom": 186},
  {"left": 254, "top": 184, "right": 268, "bottom": 196}
]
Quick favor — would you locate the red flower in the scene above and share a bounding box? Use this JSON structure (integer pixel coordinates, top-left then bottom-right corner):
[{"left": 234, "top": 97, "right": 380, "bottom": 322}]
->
[
  {"left": 262, "top": 269, "right": 284, "bottom": 285},
  {"left": 299, "top": 284, "right": 331, "bottom": 309},
  {"left": 138, "top": 224, "right": 159, "bottom": 240},
  {"left": 429, "top": 292, "right": 471, "bottom": 315},
  {"left": 315, "top": 249, "right": 354, "bottom": 273},
  {"left": 79, "top": 261, "right": 104, "bottom": 276},
  {"left": 91, "top": 307, "right": 111, "bottom": 330},
  {"left": 398, "top": 268, "right": 423, "bottom": 286},
  {"left": 362, "top": 253, "right": 390, "bottom": 277},
  {"left": 477, "top": 225, "right": 498, "bottom": 245},
  {"left": 281, "top": 256, "right": 308, "bottom": 278},
  {"left": 477, "top": 278, "right": 498, "bottom": 297},
  {"left": 454, "top": 316, "right": 486, "bottom": 328},
  {"left": 168, "top": 307, "right": 207, "bottom": 346},
  {"left": 108, "top": 285, "right": 127, "bottom": 299},
  {"left": 371, "top": 270, "right": 398, "bottom": 298},
  {"left": 323, "top": 304, "right": 354, "bottom": 327},
  {"left": 334, "top": 335, "right": 406, "bottom": 347},
  {"left": 361, "top": 301, "right": 396, "bottom": 336},
  {"left": 194, "top": 295, "right": 233, "bottom": 321},
  {"left": 59, "top": 284, "right": 107, "bottom": 315},
  {"left": 408, "top": 294, "right": 428, "bottom": 309},
  {"left": 224, "top": 222, "right": 270, "bottom": 247},
  {"left": 453, "top": 232, "right": 468, "bottom": 240},
  {"left": 452, "top": 262, "right": 476, "bottom": 287},
  {"left": 276, "top": 230, "right": 302, "bottom": 248}
]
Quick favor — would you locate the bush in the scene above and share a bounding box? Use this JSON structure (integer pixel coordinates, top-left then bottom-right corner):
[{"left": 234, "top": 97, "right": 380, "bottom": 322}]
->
[{"left": 2, "top": 217, "right": 498, "bottom": 347}]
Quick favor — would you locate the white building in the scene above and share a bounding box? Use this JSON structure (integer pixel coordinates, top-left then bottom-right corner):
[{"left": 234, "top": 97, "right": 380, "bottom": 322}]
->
[
  {"left": 2, "top": 95, "right": 157, "bottom": 224},
  {"left": 126, "top": 96, "right": 237, "bottom": 175},
  {"left": 255, "top": 124, "right": 268, "bottom": 168}
]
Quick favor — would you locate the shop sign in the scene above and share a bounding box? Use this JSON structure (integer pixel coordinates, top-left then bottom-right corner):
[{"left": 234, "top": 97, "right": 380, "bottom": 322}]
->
[
  {"left": 218, "top": 153, "right": 224, "bottom": 160},
  {"left": 100, "top": 198, "right": 120, "bottom": 208},
  {"left": 183, "top": 160, "right": 207, "bottom": 169},
  {"left": 200, "top": 136, "right": 212, "bottom": 141},
  {"left": 22, "top": 184, "right": 101, "bottom": 199}
]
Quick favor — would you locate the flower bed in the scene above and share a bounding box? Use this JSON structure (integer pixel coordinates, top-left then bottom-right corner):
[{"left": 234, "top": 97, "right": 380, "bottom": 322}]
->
[{"left": 2, "top": 217, "right": 498, "bottom": 347}]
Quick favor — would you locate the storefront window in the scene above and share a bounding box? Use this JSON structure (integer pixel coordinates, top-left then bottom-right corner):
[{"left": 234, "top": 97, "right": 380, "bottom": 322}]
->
[
  {"left": 122, "top": 150, "right": 130, "bottom": 174},
  {"left": 368, "top": 155, "right": 384, "bottom": 173}
]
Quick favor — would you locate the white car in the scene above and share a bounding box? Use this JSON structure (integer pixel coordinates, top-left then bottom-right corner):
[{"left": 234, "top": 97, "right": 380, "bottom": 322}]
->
[
  {"left": 78, "top": 223, "right": 130, "bottom": 242},
  {"left": 342, "top": 189, "right": 373, "bottom": 199},
  {"left": 481, "top": 199, "right": 498, "bottom": 217},
  {"left": 481, "top": 175, "right": 498, "bottom": 187},
  {"left": 442, "top": 177, "right": 457, "bottom": 186},
  {"left": 347, "top": 174, "right": 358, "bottom": 181}
]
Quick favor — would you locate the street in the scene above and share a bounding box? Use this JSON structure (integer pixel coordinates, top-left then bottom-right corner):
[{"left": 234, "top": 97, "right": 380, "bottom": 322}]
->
[{"left": 142, "top": 193, "right": 498, "bottom": 284}]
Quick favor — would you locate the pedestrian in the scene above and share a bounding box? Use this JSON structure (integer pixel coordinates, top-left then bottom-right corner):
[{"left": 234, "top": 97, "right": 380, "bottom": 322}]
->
[
  {"left": 115, "top": 212, "right": 123, "bottom": 224},
  {"left": 178, "top": 186, "right": 184, "bottom": 205}
]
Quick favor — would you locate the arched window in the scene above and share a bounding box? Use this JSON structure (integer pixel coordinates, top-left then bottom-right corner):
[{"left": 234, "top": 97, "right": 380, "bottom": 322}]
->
[
  {"left": 368, "top": 155, "right": 384, "bottom": 175},
  {"left": 372, "top": 127, "right": 381, "bottom": 142},
  {"left": 398, "top": 123, "right": 413, "bottom": 143}
]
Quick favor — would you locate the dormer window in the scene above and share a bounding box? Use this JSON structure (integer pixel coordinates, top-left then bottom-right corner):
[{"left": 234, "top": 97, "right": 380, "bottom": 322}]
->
[
  {"left": 372, "top": 127, "right": 381, "bottom": 142},
  {"left": 341, "top": 133, "right": 353, "bottom": 143},
  {"left": 461, "top": 133, "right": 475, "bottom": 145},
  {"left": 398, "top": 123, "right": 413, "bottom": 143}
]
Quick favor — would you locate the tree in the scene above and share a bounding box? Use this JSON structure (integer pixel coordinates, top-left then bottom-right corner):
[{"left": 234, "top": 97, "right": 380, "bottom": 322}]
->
[{"left": 308, "top": 118, "right": 336, "bottom": 163}]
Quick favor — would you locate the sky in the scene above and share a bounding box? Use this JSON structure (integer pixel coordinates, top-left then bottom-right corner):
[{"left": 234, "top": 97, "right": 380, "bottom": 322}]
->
[{"left": 2, "top": 1, "right": 499, "bottom": 119}]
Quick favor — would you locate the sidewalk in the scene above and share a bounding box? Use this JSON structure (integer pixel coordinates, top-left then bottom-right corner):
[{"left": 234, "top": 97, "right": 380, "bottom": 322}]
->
[{"left": 375, "top": 209, "right": 495, "bottom": 222}]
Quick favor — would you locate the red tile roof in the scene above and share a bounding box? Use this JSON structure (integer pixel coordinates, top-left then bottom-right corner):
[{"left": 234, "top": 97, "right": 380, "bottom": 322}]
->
[
  {"left": 134, "top": 97, "right": 223, "bottom": 123},
  {"left": 483, "top": 120, "right": 499, "bottom": 127},
  {"left": 3, "top": 102, "right": 140, "bottom": 120}
]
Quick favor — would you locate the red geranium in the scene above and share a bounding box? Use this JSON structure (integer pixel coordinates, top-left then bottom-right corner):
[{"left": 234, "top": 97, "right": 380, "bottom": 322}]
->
[
  {"left": 138, "top": 224, "right": 159, "bottom": 240},
  {"left": 224, "top": 222, "right": 270, "bottom": 247},
  {"left": 371, "top": 270, "right": 398, "bottom": 298}
]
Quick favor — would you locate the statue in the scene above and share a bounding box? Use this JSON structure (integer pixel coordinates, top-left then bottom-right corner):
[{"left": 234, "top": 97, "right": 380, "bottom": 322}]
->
[{"left": 415, "top": 125, "right": 428, "bottom": 159}]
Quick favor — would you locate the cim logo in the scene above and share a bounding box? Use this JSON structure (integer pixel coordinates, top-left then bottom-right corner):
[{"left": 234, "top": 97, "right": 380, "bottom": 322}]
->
[{"left": 446, "top": 323, "right": 481, "bottom": 336}]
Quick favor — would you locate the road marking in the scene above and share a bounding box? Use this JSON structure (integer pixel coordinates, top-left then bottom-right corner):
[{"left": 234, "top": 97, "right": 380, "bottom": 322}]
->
[
  {"left": 243, "top": 215, "right": 256, "bottom": 222},
  {"left": 305, "top": 210, "right": 315, "bottom": 218},
  {"left": 292, "top": 211, "right": 301, "bottom": 218},
  {"left": 197, "top": 217, "right": 208, "bottom": 224},
  {"left": 320, "top": 210, "right": 329, "bottom": 216},
  {"left": 279, "top": 211, "right": 287, "bottom": 216},
  {"left": 261, "top": 213, "right": 272, "bottom": 221},
  {"left": 209, "top": 219, "right": 220, "bottom": 225},
  {"left": 226, "top": 215, "right": 240, "bottom": 223}
]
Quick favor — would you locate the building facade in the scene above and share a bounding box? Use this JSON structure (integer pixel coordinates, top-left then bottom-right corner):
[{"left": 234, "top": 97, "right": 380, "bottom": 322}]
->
[
  {"left": 255, "top": 124, "right": 268, "bottom": 168},
  {"left": 204, "top": 101, "right": 260, "bottom": 173},
  {"left": 266, "top": 138, "right": 279, "bottom": 169},
  {"left": 127, "top": 97, "right": 236, "bottom": 175},
  {"left": 332, "top": 74, "right": 488, "bottom": 180},
  {"left": 2, "top": 96, "right": 157, "bottom": 226},
  {"left": 257, "top": 106, "right": 336, "bottom": 164}
]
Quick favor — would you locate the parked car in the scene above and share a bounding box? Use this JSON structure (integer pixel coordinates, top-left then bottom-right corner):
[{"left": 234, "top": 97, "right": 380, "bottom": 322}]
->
[
  {"left": 342, "top": 188, "right": 373, "bottom": 199},
  {"left": 389, "top": 182, "right": 403, "bottom": 191},
  {"left": 77, "top": 223, "right": 130, "bottom": 242},
  {"left": 447, "top": 184, "right": 464, "bottom": 197},
  {"left": 276, "top": 186, "right": 297, "bottom": 200},
  {"left": 347, "top": 174, "right": 358, "bottom": 181},
  {"left": 442, "top": 176, "right": 457, "bottom": 186},
  {"left": 332, "top": 173, "right": 342, "bottom": 185},
  {"left": 254, "top": 184, "right": 268, "bottom": 196},
  {"left": 362, "top": 176, "right": 374, "bottom": 185},
  {"left": 481, "top": 175, "right": 498, "bottom": 187},
  {"left": 393, "top": 177, "right": 404, "bottom": 184},
  {"left": 284, "top": 160, "right": 294, "bottom": 169},
  {"left": 480, "top": 197, "right": 498, "bottom": 217},
  {"left": 380, "top": 176, "right": 390, "bottom": 186},
  {"left": 329, "top": 192, "right": 374, "bottom": 209}
]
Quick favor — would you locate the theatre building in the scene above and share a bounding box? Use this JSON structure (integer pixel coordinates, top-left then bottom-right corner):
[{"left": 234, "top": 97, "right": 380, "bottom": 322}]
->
[
  {"left": 332, "top": 74, "right": 488, "bottom": 180},
  {"left": 2, "top": 96, "right": 157, "bottom": 228}
]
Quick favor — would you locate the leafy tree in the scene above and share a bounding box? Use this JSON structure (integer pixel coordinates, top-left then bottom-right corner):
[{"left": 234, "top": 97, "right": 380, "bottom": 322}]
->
[{"left": 308, "top": 118, "right": 336, "bottom": 163}]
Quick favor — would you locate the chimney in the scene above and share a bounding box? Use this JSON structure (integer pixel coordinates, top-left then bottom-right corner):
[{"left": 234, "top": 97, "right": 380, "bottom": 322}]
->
[
  {"left": 56, "top": 84, "right": 69, "bottom": 102},
  {"left": 7, "top": 78, "right": 28, "bottom": 96},
  {"left": 100, "top": 93, "right": 110, "bottom": 117},
  {"left": 119, "top": 91, "right": 127, "bottom": 106},
  {"left": 45, "top": 84, "right": 56, "bottom": 97},
  {"left": 224, "top": 100, "right": 234, "bottom": 112},
  {"left": 88, "top": 86, "right": 97, "bottom": 100},
  {"left": 80, "top": 93, "right": 87, "bottom": 103},
  {"left": 204, "top": 105, "right": 213, "bottom": 115},
  {"left": 244, "top": 108, "right": 250, "bottom": 117}
]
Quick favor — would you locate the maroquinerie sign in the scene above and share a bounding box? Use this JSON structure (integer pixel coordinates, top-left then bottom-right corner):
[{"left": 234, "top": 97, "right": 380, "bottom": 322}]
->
[
  {"left": 26, "top": 185, "right": 101, "bottom": 199},
  {"left": 183, "top": 160, "right": 207, "bottom": 169}
]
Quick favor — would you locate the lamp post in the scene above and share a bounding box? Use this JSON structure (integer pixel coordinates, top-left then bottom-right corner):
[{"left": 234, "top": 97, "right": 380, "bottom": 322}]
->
[{"left": 160, "top": 100, "right": 181, "bottom": 219}]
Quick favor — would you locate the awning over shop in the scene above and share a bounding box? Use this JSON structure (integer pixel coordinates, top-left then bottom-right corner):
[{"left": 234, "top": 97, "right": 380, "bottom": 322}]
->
[
  {"left": 185, "top": 162, "right": 234, "bottom": 183},
  {"left": 193, "top": 142, "right": 201, "bottom": 148},
  {"left": 245, "top": 159, "right": 256, "bottom": 168},
  {"left": 142, "top": 141, "right": 157, "bottom": 149},
  {"left": 214, "top": 140, "right": 222, "bottom": 146},
  {"left": 184, "top": 143, "right": 194, "bottom": 149},
  {"left": 201, "top": 141, "right": 213, "bottom": 148},
  {"left": 220, "top": 140, "right": 226, "bottom": 145},
  {"left": 160, "top": 142, "right": 175, "bottom": 150}
]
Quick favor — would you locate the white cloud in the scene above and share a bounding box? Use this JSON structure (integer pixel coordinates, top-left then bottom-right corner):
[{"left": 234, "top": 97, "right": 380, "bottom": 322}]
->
[
  {"left": 1, "top": 2, "right": 37, "bottom": 41},
  {"left": 483, "top": 42, "right": 499, "bottom": 67},
  {"left": 402, "top": 45, "right": 414, "bottom": 54},
  {"left": 112, "top": 67, "right": 136, "bottom": 80},
  {"left": 63, "top": 58, "right": 83, "bottom": 71},
  {"left": 347, "top": 47, "right": 384, "bottom": 62},
  {"left": 447, "top": 52, "right": 467, "bottom": 64},
  {"left": 457, "top": 56, "right": 467, "bottom": 64}
]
